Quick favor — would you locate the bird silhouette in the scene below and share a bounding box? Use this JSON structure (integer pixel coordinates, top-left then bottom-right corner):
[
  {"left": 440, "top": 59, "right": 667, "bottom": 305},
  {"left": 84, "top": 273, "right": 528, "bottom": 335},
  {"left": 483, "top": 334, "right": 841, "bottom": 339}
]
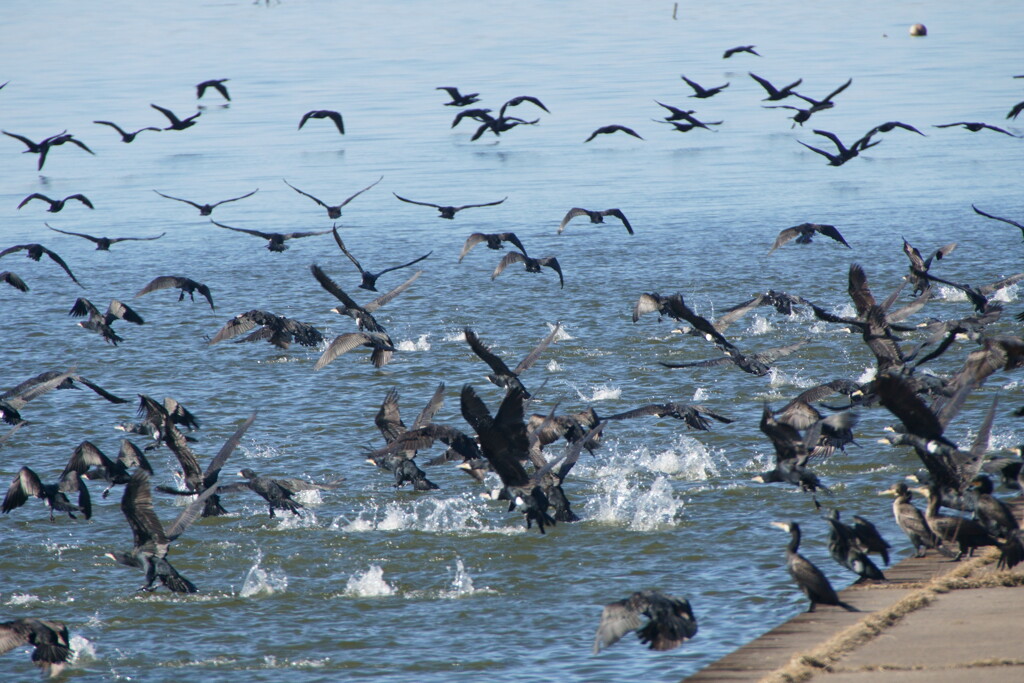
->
[
  {"left": 972, "top": 204, "right": 1024, "bottom": 238},
  {"left": 18, "top": 193, "right": 93, "bottom": 212},
  {"left": 196, "top": 78, "right": 230, "bottom": 101},
  {"left": 298, "top": 109, "right": 345, "bottom": 134},
  {"left": 150, "top": 103, "right": 200, "bottom": 130},
  {"left": 93, "top": 120, "right": 162, "bottom": 142},
  {"left": 933, "top": 121, "right": 1018, "bottom": 136},
  {"left": 584, "top": 124, "right": 643, "bottom": 142},
  {"left": 0, "top": 243, "right": 82, "bottom": 287},
  {"left": 284, "top": 177, "right": 381, "bottom": 219},
  {"left": 135, "top": 275, "right": 215, "bottom": 310},
  {"left": 69, "top": 297, "right": 144, "bottom": 345},
  {"left": 46, "top": 223, "right": 165, "bottom": 250},
  {"left": 723, "top": 45, "right": 759, "bottom": 58},
  {"left": 0, "top": 618, "right": 73, "bottom": 678},
  {"left": 498, "top": 95, "right": 549, "bottom": 117},
  {"left": 558, "top": 207, "right": 633, "bottom": 234},
  {"left": 436, "top": 86, "right": 480, "bottom": 107},
  {"left": 680, "top": 75, "right": 729, "bottom": 98},
  {"left": 768, "top": 223, "right": 850, "bottom": 254},
  {"left": 492, "top": 251, "right": 564, "bottom": 288},
  {"left": 331, "top": 226, "right": 431, "bottom": 291},
  {"left": 211, "top": 220, "right": 331, "bottom": 251},
  {"left": 0, "top": 271, "right": 27, "bottom": 292},
  {"left": 594, "top": 590, "right": 698, "bottom": 653},
  {"left": 209, "top": 310, "right": 325, "bottom": 349},
  {"left": 458, "top": 232, "right": 527, "bottom": 262},
  {"left": 393, "top": 192, "right": 506, "bottom": 219},
  {"left": 154, "top": 189, "right": 257, "bottom": 215},
  {"left": 749, "top": 72, "right": 803, "bottom": 100}
]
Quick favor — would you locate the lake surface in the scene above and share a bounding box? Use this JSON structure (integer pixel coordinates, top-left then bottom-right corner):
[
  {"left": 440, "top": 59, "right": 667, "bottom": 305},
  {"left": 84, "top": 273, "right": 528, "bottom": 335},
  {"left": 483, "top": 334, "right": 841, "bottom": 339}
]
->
[{"left": 1, "top": 1, "right": 1022, "bottom": 680}]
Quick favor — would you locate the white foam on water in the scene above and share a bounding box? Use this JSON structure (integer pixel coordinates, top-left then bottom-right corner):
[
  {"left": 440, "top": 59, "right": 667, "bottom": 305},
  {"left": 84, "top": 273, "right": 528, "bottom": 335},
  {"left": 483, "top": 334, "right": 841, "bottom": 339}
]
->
[
  {"left": 293, "top": 489, "right": 323, "bottom": 506},
  {"left": 692, "top": 386, "right": 708, "bottom": 401},
  {"left": 588, "top": 474, "right": 683, "bottom": 531},
  {"left": 240, "top": 549, "right": 288, "bottom": 598},
  {"left": 6, "top": 592, "right": 40, "bottom": 606},
  {"left": 69, "top": 635, "right": 96, "bottom": 664},
  {"left": 546, "top": 359, "right": 562, "bottom": 372},
  {"left": 443, "top": 330, "right": 468, "bottom": 342},
  {"left": 344, "top": 565, "right": 395, "bottom": 597},
  {"left": 992, "top": 283, "right": 1018, "bottom": 302},
  {"left": 575, "top": 384, "right": 621, "bottom": 402},
  {"left": 396, "top": 333, "right": 431, "bottom": 351},
  {"left": 334, "top": 494, "right": 523, "bottom": 535},
  {"left": 748, "top": 315, "right": 774, "bottom": 335},
  {"left": 439, "top": 558, "right": 489, "bottom": 598}
]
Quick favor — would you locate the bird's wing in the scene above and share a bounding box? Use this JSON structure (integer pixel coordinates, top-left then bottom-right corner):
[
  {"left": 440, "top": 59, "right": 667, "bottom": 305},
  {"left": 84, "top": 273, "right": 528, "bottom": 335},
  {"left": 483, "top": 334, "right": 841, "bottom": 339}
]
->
[
  {"left": 69, "top": 297, "right": 101, "bottom": 319},
  {"left": 210, "top": 220, "right": 271, "bottom": 239},
  {"left": 198, "top": 411, "right": 257, "bottom": 493},
  {"left": 537, "top": 257, "right": 564, "bottom": 288},
  {"left": 604, "top": 209, "right": 634, "bottom": 234},
  {"left": 768, "top": 226, "right": 802, "bottom": 254},
  {"left": 338, "top": 176, "right": 383, "bottom": 207},
  {"left": 375, "top": 388, "right": 406, "bottom": 443},
  {"left": 815, "top": 224, "right": 850, "bottom": 248},
  {"left": 107, "top": 299, "right": 145, "bottom": 324},
  {"left": 63, "top": 440, "right": 116, "bottom": 478},
  {"left": 18, "top": 193, "right": 51, "bottom": 209},
  {"left": 134, "top": 275, "right": 185, "bottom": 297},
  {"left": 458, "top": 233, "right": 488, "bottom": 262},
  {"left": 150, "top": 103, "right": 181, "bottom": 124},
  {"left": 210, "top": 189, "right": 258, "bottom": 207},
  {"left": 392, "top": 193, "right": 439, "bottom": 208},
  {"left": 45, "top": 223, "right": 98, "bottom": 243},
  {"left": 37, "top": 246, "right": 83, "bottom": 286},
  {"left": 712, "top": 295, "right": 764, "bottom": 333},
  {"left": 411, "top": 382, "right": 446, "bottom": 430},
  {"left": 492, "top": 251, "right": 525, "bottom": 279},
  {"left": 363, "top": 269, "right": 421, "bottom": 313},
  {"left": 972, "top": 205, "right": 1024, "bottom": 231},
  {"left": 514, "top": 323, "right": 561, "bottom": 374},
  {"left": 283, "top": 179, "right": 328, "bottom": 208},
  {"left": 847, "top": 263, "right": 877, "bottom": 316},
  {"left": 209, "top": 310, "right": 264, "bottom": 345},
  {"left": 376, "top": 250, "right": 432, "bottom": 276},
  {"left": 594, "top": 598, "right": 645, "bottom": 653},
  {"left": 455, "top": 196, "right": 508, "bottom": 211},
  {"left": 280, "top": 229, "right": 332, "bottom": 240},
  {"left": 464, "top": 328, "right": 515, "bottom": 376},
  {"left": 875, "top": 373, "right": 947, "bottom": 442},
  {"left": 0, "top": 271, "right": 28, "bottom": 292},
  {"left": 153, "top": 190, "right": 201, "bottom": 209},
  {"left": 68, "top": 194, "right": 94, "bottom": 208},
  {"left": 120, "top": 470, "right": 167, "bottom": 549},
  {"left": 558, "top": 208, "right": 591, "bottom": 233},
  {"left": 311, "top": 263, "right": 364, "bottom": 314},
  {"left": 331, "top": 226, "right": 366, "bottom": 274},
  {"left": 118, "top": 440, "right": 153, "bottom": 473},
  {"left": 314, "top": 332, "right": 373, "bottom": 370}
]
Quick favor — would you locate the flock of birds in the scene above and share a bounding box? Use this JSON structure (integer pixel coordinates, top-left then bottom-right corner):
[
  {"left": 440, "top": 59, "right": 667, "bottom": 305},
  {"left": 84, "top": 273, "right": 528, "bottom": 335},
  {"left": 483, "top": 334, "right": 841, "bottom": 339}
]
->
[{"left": 2, "top": 40, "right": 1024, "bottom": 678}]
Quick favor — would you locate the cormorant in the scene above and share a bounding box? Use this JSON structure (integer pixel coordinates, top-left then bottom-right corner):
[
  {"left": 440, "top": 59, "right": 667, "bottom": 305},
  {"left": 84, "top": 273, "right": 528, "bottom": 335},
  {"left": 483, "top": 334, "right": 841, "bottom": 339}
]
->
[
  {"left": 2, "top": 466, "right": 91, "bottom": 520},
  {"left": 825, "top": 509, "right": 886, "bottom": 582},
  {"left": 933, "top": 121, "right": 1019, "bottom": 137},
  {"left": 154, "top": 189, "right": 258, "bottom": 215},
  {"left": 18, "top": 193, "right": 94, "bottom": 212},
  {"left": 0, "top": 243, "right": 83, "bottom": 287},
  {"left": 0, "top": 270, "right": 27, "bottom": 291},
  {"left": 221, "top": 469, "right": 304, "bottom": 517},
  {"left": 297, "top": 109, "right": 345, "bottom": 134},
  {"left": 458, "top": 232, "right": 527, "bottom": 262},
  {"left": 464, "top": 324, "right": 561, "bottom": 397},
  {"left": 593, "top": 590, "right": 698, "bottom": 653},
  {"left": 919, "top": 484, "right": 997, "bottom": 559},
  {"left": 196, "top": 78, "right": 230, "bottom": 101},
  {"left": 880, "top": 482, "right": 947, "bottom": 557},
  {"left": 209, "top": 309, "right": 325, "bottom": 349},
  {"left": 0, "top": 618, "right": 73, "bottom": 678},
  {"left": 558, "top": 207, "right": 633, "bottom": 234},
  {"left": 749, "top": 73, "right": 802, "bottom": 100},
  {"left": 134, "top": 275, "right": 215, "bottom": 310},
  {"left": 498, "top": 95, "right": 549, "bottom": 117},
  {"left": 332, "top": 226, "right": 431, "bottom": 291},
  {"left": 69, "top": 297, "right": 144, "bottom": 345},
  {"left": 972, "top": 205, "right": 1024, "bottom": 240},
  {"left": 723, "top": 45, "right": 759, "bottom": 58},
  {"left": 212, "top": 220, "right": 331, "bottom": 252},
  {"left": 584, "top": 125, "right": 643, "bottom": 142},
  {"left": 768, "top": 223, "right": 850, "bottom": 254},
  {"left": 393, "top": 192, "right": 507, "bottom": 219},
  {"left": 772, "top": 521, "right": 858, "bottom": 612},
  {"left": 150, "top": 103, "right": 200, "bottom": 130},
  {"left": 680, "top": 75, "right": 729, "bottom": 98},
  {"left": 492, "top": 251, "right": 564, "bottom": 288},
  {"left": 93, "top": 120, "right": 161, "bottom": 142},
  {"left": 436, "top": 87, "right": 479, "bottom": 107},
  {"left": 283, "top": 177, "right": 381, "bottom": 219},
  {"left": 47, "top": 223, "right": 166, "bottom": 250},
  {"left": 62, "top": 439, "right": 153, "bottom": 498}
]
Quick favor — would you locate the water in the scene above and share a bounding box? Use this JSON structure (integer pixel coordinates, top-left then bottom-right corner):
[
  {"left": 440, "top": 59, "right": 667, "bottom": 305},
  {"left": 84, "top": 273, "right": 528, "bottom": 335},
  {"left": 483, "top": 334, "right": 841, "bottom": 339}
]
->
[{"left": 1, "top": 0, "right": 1022, "bottom": 680}]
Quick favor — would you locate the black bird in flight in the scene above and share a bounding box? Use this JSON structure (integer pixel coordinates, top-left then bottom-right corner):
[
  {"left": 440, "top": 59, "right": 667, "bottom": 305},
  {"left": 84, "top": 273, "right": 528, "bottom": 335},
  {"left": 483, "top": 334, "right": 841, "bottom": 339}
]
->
[
  {"left": 93, "top": 119, "right": 162, "bottom": 142},
  {"left": 653, "top": 101, "right": 721, "bottom": 128},
  {"left": 18, "top": 193, "right": 93, "bottom": 212},
  {"left": 792, "top": 77, "right": 852, "bottom": 110},
  {"left": 196, "top": 78, "right": 230, "bottom": 101},
  {"left": 154, "top": 188, "right": 258, "bottom": 215},
  {"left": 1008, "top": 100, "right": 1024, "bottom": 120},
  {"left": 69, "top": 297, "right": 145, "bottom": 345},
  {"left": 331, "top": 226, "right": 431, "bottom": 291},
  {"left": 2, "top": 466, "right": 91, "bottom": 521},
  {"left": 594, "top": 590, "right": 698, "bottom": 653},
  {"left": 220, "top": 468, "right": 305, "bottom": 517},
  {"left": 0, "top": 271, "right": 27, "bottom": 292},
  {"left": 749, "top": 72, "right": 802, "bottom": 100},
  {"left": 863, "top": 120, "right": 926, "bottom": 138},
  {"left": 498, "top": 95, "right": 549, "bottom": 117},
  {"left": 798, "top": 128, "right": 878, "bottom": 166},
  {"left": 393, "top": 192, "right": 507, "bottom": 219},
  {"left": 933, "top": 121, "right": 1019, "bottom": 137},
  {"left": 585, "top": 124, "right": 643, "bottom": 142},
  {"left": 62, "top": 440, "right": 153, "bottom": 499},
  {"left": 768, "top": 223, "right": 851, "bottom": 254},
  {"left": 135, "top": 275, "right": 215, "bottom": 310},
  {"left": 972, "top": 205, "right": 1024, "bottom": 238},
  {"left": 492, "top": 251, "right": 564, "bottom": 288},
  {"left": 464, "top": 324, "right": 561, "bottom": 397},
  {"left": 298, "top": 109, "right": 345, "bottom": 134},
  {"left": 470, "top": 113, "right": 539, "bottom": 141},
  {"left": 723, "top": 45, "right": 759, "bottom": 58},
  {"left": 150, "top": 103, "right": 200, "bottom": 130},
  {"left": 0, "top": 618, "right": 73, "bottom": 678},
  {"left": 458, "top": 232, "right": 527, "bottom": 262},
  {"left": 436, "top": 86, "right": 480, "bottom": 107},
  {"left": 314, "top": 330, "right": 397, "bottom": 370},
  {"left": 680, "top": 75, "right": 730, "bottom": 98},
  {"left": 284, "top": 177, "right": 381, "bottom": 219},
  {"left": 311, "top": 263, "right": 418, "bottom": 335},
  {"left": 451, "top": 107, "right": 494, "bottom": 129},
  {"left": 3, "top": 130, "right": 92, "bottom": 170},
  {"left": 209, "top": 310, "right": 325, "bottom": 349},
  {"left": 558, "top": 207, "right": 633, "bottom": 234},
  {"left": 211, "top": 220, "right": 331, "bottom": 251},
  {"left": 0, "top": 243, "right": 82, "bottom": 287},
  {"left": 47, "top": 223, "right": 165, "bottom": 249}
]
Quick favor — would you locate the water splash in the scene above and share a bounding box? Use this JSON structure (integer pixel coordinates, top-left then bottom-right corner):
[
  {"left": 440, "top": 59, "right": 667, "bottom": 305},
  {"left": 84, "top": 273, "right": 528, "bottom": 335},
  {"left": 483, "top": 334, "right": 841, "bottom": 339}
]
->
[
  {"left": 69, "top": 635, "right": 96, "bottom": 664},
  {"left": 748, "top": 315, "right": 774, "bottom": 335},
  {"left": 589, "top": 474, "right": 683, "bottom": 531},
  {"left": 991, "top": 282, "right": 1018, "bottom": 303},
  {"left": 548, "top": 322, "right": 573, "bottom": 341},
  {"left": 575, "top": 383, "right": 621, "bottom": 402},
  {"left": 335, "top": 494, "right": 514, "bottom": 534},
  {"left": 396, "top": 333, "right": 431, "bottom": 351},
  {"left": 293, "top": 489, "right": 323, "bottom": 507},
  {"left": 443, "top": 329, "right": 467, "bottom": 342},
  {"left": 240, "top": 549, "right": 288, "bottom": 597},
  {"left": 692, "top": 386, "right": 708, "bottom": 401},
  {"left": 344, "top": 565, "right": 394, "bottom": 597},
  {"left": 439, "top": 558, "right": 484, "bottom": 598},
  {"left": 546, "top": 359, "right": 562, "bottom": 372},
  {"left": 6, "top": 593, "right": 40, "bottom": 606}
]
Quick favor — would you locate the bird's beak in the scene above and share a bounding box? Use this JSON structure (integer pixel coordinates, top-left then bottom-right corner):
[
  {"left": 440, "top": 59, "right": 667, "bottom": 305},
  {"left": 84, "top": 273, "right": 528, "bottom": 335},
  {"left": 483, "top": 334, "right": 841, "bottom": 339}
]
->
[{"left": 770, "top": 521, "right": 789, "bottom": 531}]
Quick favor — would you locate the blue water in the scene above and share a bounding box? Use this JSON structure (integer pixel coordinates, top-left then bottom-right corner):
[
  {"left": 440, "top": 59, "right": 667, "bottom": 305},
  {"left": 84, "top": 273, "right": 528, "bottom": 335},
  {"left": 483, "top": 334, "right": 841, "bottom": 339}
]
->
[{"left": 1, "top": 1, "right": 1022, "bottom": 680}]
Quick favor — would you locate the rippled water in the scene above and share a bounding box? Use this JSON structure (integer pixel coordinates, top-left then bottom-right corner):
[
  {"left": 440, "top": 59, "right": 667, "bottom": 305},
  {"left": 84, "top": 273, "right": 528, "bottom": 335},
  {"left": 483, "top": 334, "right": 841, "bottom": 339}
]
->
[{"left": 1, "top": 1, "right": 1022, "bottom": 680}]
